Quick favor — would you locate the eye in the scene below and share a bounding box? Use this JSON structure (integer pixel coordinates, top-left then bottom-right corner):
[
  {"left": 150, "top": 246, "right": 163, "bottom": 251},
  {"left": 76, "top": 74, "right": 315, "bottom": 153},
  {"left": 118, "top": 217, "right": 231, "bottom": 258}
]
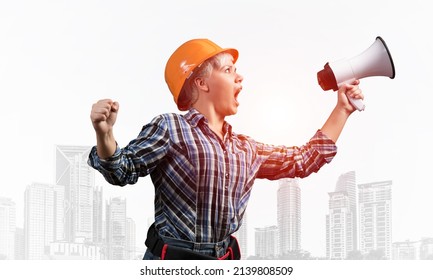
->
[{"left": 224, "top": 66, "right": 236, "bottom": 73}]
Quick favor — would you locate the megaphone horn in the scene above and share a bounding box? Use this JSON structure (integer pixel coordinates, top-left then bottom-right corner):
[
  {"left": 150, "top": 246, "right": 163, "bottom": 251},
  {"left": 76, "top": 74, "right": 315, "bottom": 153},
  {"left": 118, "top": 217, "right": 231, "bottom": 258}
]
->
[{"left": 317, "top": 36, "right": 395, "bottom": 111}]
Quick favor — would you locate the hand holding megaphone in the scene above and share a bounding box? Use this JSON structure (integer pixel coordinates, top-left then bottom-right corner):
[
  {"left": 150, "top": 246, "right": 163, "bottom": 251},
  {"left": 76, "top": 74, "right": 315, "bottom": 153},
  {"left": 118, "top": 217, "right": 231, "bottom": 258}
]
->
[{"left": 317, "top": 36, "right": 395, "bottom": 111}]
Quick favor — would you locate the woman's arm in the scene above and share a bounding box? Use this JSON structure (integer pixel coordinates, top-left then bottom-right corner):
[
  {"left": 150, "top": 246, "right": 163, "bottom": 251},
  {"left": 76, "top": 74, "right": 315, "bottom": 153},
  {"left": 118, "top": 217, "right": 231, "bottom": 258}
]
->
[
  {"left": 321, "top": 80, "right": 363, "bottom": 143},
  {"left": 90, "top": 99, "right": 119, "bottom": 159}
]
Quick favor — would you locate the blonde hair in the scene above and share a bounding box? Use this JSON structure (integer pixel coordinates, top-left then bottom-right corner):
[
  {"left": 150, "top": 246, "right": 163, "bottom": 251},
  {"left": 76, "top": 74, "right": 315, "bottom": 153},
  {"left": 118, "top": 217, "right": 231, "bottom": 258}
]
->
[{"left": 177, "top": 52, "right": 234, "bottom": 111}]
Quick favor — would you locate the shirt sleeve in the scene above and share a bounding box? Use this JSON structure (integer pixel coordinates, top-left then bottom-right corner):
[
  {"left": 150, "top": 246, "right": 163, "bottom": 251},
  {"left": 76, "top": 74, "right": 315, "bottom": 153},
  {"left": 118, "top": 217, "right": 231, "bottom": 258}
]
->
[
  {"left": 87, "top": 115, "right": 171, "bottom": 186},
  {"left": 255, "top": 130, "right": 337, "bottom": 180}
]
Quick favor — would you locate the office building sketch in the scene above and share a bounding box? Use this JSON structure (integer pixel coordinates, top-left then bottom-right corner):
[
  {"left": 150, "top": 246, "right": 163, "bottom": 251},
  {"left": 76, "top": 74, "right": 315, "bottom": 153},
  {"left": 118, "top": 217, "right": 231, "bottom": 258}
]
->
[
  {"left": 255, "top": 226, "right": 278, "bottom": 258},
  {"left": 392, "top": 240, "right": 418, "bottom": 260},
  {"left": 55, "top": 146, "right": 97, "bottom": 243},
  {"left": 326, "top": 171, "right": 357, "bottom": 259},
  {"left": 326, "top": 191, "right": 351, "bottom": 259},
  {"left": 278, "top": 178, "right": 301, "bottom": 254},
  {"left": 126, "top": 218, "right": 137, "bottom": 260},
  {"left": 14, "top": 228, "right": 25, "bottom": 260},
  {"left": 419, "top": 238, "right": 433, "bottom": 259},
  {"left": 106, "top": 197, "right": 127, "bottom": 260},
  {"left": 24, "top": 183, "right": 65, "bottom": 259},
  {"left": 0, "top": 197, "right": 16, "bottom": 260},
  {"left": 358, "top": 180, "right": 392, "bottom": 259}
]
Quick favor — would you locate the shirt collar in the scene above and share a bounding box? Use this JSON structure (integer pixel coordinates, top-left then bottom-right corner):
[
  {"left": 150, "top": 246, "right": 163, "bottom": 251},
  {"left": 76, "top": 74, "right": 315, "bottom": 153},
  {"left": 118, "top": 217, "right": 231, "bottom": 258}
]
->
[
  {"left": 184, "top": 108, "right": 205, "bottom": 128},
  {"left": 185, "top": 108, "right": 233, "bottom": 137}
]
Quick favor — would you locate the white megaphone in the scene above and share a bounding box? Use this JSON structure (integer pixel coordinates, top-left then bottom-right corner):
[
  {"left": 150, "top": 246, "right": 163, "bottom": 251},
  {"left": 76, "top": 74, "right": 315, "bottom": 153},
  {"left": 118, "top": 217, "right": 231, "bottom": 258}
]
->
[{"left": 317, "top": 36, "right": 395, "bottom": 111}]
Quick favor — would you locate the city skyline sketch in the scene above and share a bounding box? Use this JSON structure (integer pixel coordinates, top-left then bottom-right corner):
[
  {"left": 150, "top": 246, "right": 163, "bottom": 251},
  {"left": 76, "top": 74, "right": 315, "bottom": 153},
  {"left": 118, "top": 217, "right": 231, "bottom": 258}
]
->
[{"left": 1, "top": 145, "right": 431, "bottom": 260}]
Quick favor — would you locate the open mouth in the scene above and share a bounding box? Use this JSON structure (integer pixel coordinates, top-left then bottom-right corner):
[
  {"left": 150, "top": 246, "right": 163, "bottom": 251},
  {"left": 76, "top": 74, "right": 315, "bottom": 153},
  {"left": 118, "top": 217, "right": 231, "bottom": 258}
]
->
[{"left": 234, "top": 87, "right": 242, "bottom": 104}]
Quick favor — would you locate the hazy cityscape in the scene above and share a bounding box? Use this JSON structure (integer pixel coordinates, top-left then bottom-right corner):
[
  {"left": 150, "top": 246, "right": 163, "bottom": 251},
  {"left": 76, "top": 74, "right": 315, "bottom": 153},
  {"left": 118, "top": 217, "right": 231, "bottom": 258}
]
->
[{"left": 0, "top": 145, "right": 432, "bottom": 260}]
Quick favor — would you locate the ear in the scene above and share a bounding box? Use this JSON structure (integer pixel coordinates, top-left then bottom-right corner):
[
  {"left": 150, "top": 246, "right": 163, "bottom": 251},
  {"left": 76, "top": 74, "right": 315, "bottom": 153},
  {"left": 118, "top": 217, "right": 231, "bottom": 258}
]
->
[{"left": 194, "top": 77, "right": 209, "bottom": 92}]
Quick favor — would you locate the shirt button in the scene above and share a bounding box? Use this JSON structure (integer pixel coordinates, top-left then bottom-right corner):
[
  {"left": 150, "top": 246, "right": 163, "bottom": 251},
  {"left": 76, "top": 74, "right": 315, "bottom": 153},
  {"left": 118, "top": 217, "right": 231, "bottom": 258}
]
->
[{"left": 225, "top": 173, "right": 229, "bottom": 178}]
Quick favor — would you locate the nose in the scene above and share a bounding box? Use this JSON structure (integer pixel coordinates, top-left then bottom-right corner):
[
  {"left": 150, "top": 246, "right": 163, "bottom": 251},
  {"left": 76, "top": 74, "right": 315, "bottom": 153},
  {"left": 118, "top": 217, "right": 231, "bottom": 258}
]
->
[{"left": 236, "top": 72, "right": 243, "bottom": 83}]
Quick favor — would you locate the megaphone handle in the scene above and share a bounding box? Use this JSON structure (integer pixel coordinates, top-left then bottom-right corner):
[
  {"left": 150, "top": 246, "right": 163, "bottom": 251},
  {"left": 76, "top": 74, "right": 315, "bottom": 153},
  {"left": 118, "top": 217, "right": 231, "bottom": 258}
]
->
[{"left": 348, "top": 96, "right": 365, "bottom": 111}]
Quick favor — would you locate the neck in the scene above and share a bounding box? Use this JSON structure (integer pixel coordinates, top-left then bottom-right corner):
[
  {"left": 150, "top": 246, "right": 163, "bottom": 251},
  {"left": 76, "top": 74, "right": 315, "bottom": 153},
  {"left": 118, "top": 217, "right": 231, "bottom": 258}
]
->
[{"left": 192, "top": 104, "right": 225, "bottom": 139}]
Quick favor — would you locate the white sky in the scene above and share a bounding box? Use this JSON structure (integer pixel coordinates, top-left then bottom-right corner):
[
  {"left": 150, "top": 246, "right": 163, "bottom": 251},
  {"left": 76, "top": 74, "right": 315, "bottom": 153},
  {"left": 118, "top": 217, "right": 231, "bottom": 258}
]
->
[{"left": 1, "top": 0, "right": 432, "bottom": 257}]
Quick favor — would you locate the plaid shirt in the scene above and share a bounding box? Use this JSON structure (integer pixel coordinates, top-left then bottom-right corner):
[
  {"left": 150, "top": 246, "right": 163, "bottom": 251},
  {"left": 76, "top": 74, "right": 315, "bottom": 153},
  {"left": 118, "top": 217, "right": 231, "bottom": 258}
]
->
[{"left": 88, "top": 108, "right": 337, "bottom": 243}]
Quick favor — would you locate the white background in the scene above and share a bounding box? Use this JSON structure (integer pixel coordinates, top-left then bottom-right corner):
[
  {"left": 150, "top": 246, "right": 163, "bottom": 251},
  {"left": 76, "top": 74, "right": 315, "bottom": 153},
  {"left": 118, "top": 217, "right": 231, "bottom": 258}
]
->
[{"left": 1, "top": 0, "right": 432, "bottom": 258}]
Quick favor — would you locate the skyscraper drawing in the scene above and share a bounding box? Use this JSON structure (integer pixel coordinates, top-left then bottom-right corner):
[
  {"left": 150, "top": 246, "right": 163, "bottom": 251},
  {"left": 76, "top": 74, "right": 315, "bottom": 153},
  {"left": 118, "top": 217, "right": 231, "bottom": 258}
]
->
[
  {"left": 419, "top": 238, "right": 433, "bottom": 259},
  {"left": 24, "top": 183, "right": 65, "bottom": 259},
  {"left": 106, "top": 197, "right": 127, "bottom": 260},
  {"left": 358, "top": 180, "right": 392, "bottom": 259},
  {"left": 326, "top": 171, "right": 357, "bottom": 259},
  {"left": 93, "top": 186, "right": 103, "bottom": 244},
  {"left": 126, "top": 218, "right": 137, "bottom": 259},
  {"left": 255, "top": 226, "right": 278, "bottom": 258},
  {"left": 392, "top": 240, "right": 417, "bottom": 260},
  {"left": 335, "top": 171, "right": 357, "bottom": 251},
  {"left": 14, "top": 228, "right": 25, "bottom": 260},
  {"left": 393, "top": 238, "right": 433, "bottom": 260},
  {"left": 326, "top": 191, "right": 351, "bottom": 259},
  {"left": 55, "top": 145, "right": 96, "bottom": 243},
  {"left": 277, "top": 178, "right": 301, "bottom": 254},
  {"left": 0, "top": 197, "right": 16, "bottom": 259}
]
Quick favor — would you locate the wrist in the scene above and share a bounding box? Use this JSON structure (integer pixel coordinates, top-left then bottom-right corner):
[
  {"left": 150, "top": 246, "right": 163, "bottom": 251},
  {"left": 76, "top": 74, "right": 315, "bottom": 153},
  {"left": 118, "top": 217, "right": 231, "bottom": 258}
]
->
[
  {"left": 96, "top": 130, "right": 116, "bottom": 159},
  {"left": 334, "top": 104, "right": 353, "bottom": 118}
]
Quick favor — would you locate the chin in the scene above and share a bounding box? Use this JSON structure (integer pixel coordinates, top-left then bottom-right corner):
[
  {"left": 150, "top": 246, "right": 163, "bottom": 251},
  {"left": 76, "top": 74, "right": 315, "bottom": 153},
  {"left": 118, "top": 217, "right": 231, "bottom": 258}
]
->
[
  {"left": 228, "top": 109, "right": 238, "bottom": 116},
  {"left": 221, "top": 106, "right": 238, "bottom": 117}
]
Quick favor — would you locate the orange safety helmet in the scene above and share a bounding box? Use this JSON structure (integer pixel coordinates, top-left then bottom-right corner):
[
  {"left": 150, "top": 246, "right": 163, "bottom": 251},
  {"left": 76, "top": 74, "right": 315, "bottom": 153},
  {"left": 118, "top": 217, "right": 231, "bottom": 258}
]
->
[{"left": 165, "top": 39, "right": 239, "bottom": 106}]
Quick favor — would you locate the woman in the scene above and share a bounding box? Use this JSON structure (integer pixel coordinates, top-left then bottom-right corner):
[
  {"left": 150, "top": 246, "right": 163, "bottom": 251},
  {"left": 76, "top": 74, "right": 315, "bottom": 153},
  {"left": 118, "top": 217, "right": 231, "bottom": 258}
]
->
[{"left": 88, "top": 39, "right": 363, "bottom": 259}]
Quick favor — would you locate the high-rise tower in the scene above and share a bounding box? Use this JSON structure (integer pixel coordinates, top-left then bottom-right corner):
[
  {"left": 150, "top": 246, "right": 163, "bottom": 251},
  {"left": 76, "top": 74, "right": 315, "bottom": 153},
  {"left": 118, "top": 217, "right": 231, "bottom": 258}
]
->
[
  {"left": 24, "top": 183, "right": 64, "bottom": 259},
  {"left": 326, "top": 171, "right": 357, "bottom": 259},
  {"left": 55, "top": 145, "right": 95, "bottom": 242},
  {"left": 358, "top": 180, "right": 392, "bottom": 259},
  {"left": 0, "top": 197, "right": 16, "bottom": 259},
  {"left": 277, "top": 178, "right": 301, "bottom": 254}
]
